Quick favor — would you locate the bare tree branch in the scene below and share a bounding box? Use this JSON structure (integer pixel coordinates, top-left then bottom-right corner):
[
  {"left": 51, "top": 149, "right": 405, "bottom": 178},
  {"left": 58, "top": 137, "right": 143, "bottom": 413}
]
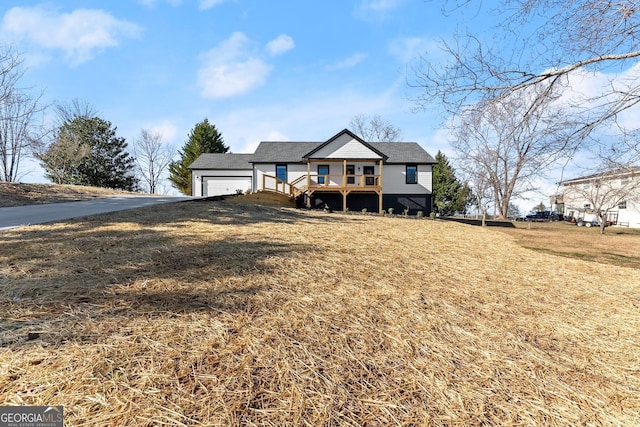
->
[
  {"left": 349, "top": 114, "right": 403, "bottom": 142},
  {"left": 0, "top": 45, "right": 47, "bottom": 182},
  {"left": 452, "top": 85, "right": 578, "bottom": 218},
  {"left": 415, "top": 1, "right": 640, "bottom": 154},
  {"left": 132, "top": 129, "right": 174, "bottom": 194}
]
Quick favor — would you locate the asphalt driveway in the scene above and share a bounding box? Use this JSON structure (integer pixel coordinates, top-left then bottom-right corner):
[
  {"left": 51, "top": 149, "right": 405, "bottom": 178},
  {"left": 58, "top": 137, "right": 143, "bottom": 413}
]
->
[{"left": 0, "top": 196, "right": 190, "bottom": 230}]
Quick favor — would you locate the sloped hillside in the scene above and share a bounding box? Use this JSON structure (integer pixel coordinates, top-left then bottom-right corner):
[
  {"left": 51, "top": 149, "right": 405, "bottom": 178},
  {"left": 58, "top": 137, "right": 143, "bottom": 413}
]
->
[
  {"left": 0, "top": 201, "right": 638, "bottom": 425},
  {"left": 0, "top": 182, "right": 140, "bottom": 207}
]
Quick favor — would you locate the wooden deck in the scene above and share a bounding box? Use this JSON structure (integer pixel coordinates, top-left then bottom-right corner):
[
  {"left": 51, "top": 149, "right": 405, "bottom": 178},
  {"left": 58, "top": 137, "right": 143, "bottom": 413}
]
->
[{"left": 261, "top": 173, "right": 383, "bottom": 212}]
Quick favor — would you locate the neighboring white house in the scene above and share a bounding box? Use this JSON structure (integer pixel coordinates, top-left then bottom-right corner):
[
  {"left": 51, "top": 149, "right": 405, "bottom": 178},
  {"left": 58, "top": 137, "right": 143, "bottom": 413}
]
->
[
  {"left": 189, "top": 129, "right": 436, "bottom": 214},
  {"left": 560, "top": 167, "right": 640, "bottom": 228}
]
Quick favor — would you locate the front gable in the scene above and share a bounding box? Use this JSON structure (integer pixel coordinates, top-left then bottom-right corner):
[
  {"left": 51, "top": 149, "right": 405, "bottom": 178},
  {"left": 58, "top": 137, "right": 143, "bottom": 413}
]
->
[{"left": 303, "top": 129, "right": 387, "bottom": 161}]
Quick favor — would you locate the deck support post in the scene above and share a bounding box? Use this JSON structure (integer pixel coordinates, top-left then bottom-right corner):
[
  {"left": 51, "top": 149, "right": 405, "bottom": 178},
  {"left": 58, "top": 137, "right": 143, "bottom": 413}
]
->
[
  {"left": 378, "top": 160, "right": 384, "bottom": 214},
  {"left": 306, "top": 161, "right": 311, "bottom": 208}
]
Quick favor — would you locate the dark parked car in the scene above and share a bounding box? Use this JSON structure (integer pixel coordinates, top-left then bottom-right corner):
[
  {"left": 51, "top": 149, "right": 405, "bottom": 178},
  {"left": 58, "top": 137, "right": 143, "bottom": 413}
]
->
[{"left": 525, "top": 211, "right": 559, "bottom": 222}]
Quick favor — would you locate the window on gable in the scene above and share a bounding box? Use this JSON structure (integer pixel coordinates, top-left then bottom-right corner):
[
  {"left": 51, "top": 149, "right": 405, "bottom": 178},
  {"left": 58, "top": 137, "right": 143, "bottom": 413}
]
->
[
  {"left": 406, "top": 165, "right": 418, "bottom": 184},
  {"left": 582, "top": 182, "right": 590, "bottom": 191},
  {"left": 618, "top": 201, "right": 627, "bottom": 209}
]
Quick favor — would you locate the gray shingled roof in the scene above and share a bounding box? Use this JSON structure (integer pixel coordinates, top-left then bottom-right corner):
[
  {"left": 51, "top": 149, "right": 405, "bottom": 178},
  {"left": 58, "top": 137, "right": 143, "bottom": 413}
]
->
[
  {"left": 251, "top": 142, "right": 321, "bottom": 163},
  {"left": 188, "top": 153, "right": 253, "bottom": 170},
  {"left": 189, "top": 140, "right": 436, "bottom": 169},
  {"left": 369, "top": 142, "right": 435, "bottom": 164},
  {"left": 251, "top": 141, "right": 435, "bottom": 164}
]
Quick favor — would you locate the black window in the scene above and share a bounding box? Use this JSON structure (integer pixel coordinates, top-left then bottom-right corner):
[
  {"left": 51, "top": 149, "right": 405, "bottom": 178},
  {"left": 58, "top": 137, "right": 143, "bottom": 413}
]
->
[
  {"left": 276, "top": 164, "right": 287, "bottom": 182},
  {"left": 346, "top": 165, "right": 355, "bottom": 184},
  {"left": 363, "top": 166, "right": 375, "bottom": 185},
  {"left": 406, "top": 165, "right": 417, "bottom": 184},
  {"left": 317, "top": 165, "right": 329, "bottom": 184}
]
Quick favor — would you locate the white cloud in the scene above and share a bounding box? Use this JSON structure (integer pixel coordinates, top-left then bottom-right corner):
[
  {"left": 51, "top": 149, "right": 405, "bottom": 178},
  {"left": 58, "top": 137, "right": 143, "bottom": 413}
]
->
[
  {"left": 139, "top": 0, "right": 183, "bottom": 7},
  {"left": 1, "top": 6, "right": 141, "bottom": 65},
  {"left": 388, "top": 36, "right": 438, "bottom": 64},
  {"left": 325, "top": 53, "right": 367, "bottom": 71},
  {"left": 198, "top": 32, "right": 295, "bottom": 99},
  {"left": 198, "top": 58, "right": 272, "bottom": 98},
  {"left": 212, "top": 84, "right": 403, "bottom": 155},
  {"left": 139, "top": 0, "right": 229, "bottom": 9},
  {"left": 199, "top": 0, "right": 230, "bottom": 10},
  {"left": 146, "top": 120, "right": 179, "bottom": 144},
  {"left": 360, "top": 0, "right": 404, "bottom": 12},
  {"left": 266, "top": 34, "right": 295, "bottom": 56}
]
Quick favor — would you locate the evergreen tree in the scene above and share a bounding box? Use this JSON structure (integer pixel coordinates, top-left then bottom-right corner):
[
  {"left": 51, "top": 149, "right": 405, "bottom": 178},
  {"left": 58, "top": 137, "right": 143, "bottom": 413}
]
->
[
  {"left": 169, "top": 118, "right": 228, "bottom": 195},
  {"left": 41, "top": 116, "right": 139, "bottom": 191},
  {"left": 432, "top": 151, "right": 470, "bottom": 215},
  {"left": 507, "top": 202, "right": 522, "bottom": 219}
]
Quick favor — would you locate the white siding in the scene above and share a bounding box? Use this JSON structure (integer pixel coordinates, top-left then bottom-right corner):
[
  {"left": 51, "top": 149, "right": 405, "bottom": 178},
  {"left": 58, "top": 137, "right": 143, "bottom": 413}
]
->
[
  {"left": 618, "top": 200, "right": 640, "bottom": 227},
  {"left": 311, "top": 134, "right": 382, "bottom": 159},
  {"left": 562, "top": 181, "right": 640, "bottom": 228},
  {"left": 254, "top": 163, "right": 308, "bottom": 191},
  {"left": 382, "top": 164, "right": 432, "bottom": 194},
  {"left": 254, "top": 162, "right": 433, "bottom": 195}
]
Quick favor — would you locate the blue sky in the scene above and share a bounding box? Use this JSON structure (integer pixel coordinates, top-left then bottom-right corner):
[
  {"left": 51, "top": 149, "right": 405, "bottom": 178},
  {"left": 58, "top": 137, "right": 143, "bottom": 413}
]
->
[
  {"left": 3, "top": 1, "right": 631, "bottom": 210},
  {"left": 4, "top": 0, "right": 454, "bottom": 169}
]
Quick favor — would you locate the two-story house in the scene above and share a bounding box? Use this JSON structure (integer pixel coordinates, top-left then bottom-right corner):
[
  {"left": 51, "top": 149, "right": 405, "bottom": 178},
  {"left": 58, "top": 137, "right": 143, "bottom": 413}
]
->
[
  {"left": 560, "top": 167, "right": 640, "bottom": 228},
  {"left": 189, "top": 129, "right": 436, "bottom": 214}
]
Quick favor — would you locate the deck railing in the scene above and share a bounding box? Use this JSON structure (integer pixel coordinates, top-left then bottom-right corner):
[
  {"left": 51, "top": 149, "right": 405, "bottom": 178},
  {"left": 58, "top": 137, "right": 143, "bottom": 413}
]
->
[
  {"left": 262, "top": 174, "right": 296, "bottom": 196},
  {"left": 309, "top": 174, "right": 380, "bottom": 188},
  {"left": 261, "top": 173, "right": 381, "bottom": 196},
  {"left": 261, "top": 174, "right": 380, "bottom": 197}
]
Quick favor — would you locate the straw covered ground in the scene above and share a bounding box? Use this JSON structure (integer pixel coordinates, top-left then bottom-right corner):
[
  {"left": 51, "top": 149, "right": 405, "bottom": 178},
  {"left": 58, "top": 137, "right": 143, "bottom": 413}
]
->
[
  {"left": 0, "top": 200, "right": 639, "bottom": 426},
  {"left": 0, "top": 182, "right": 142, "bottom": 207}
]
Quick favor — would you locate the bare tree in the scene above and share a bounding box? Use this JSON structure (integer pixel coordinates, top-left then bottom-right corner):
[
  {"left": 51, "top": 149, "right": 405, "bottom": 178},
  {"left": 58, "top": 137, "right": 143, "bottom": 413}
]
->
[
  {"left": 53, "top": 98, "right": 98, "bottom": 126},
  {"left": 464, "top": 165, "right": 493, "bottom": 226},
  {"left": 562, "top": 165, "right": 640, "bottom": 234},
  {"left": 0, "top": 92, "right": 45, "bottom": 181},
  {"left": 349, "top": 114, "right": 403, "bottom": 142},
  {"left": 452, "top": 87, "right": 577, "bottom": 219},
  {"left": 0, "top": 45, "right": 24, "bottom": 108},
  {"left": 132, "top": 129, "right": 174, "bottom": 194},
  {"left": 0, "top": 45, "right": 46, "bottom": 182},
  {"left": 414, "top": 0, "right": 640, "bottom": 153}
]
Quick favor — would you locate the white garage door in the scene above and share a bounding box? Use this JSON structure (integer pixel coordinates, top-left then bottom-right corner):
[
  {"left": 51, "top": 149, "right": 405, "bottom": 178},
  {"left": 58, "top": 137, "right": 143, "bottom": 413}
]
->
[{"left": 204, "top": 176, "right": 252, "bottom": 197}]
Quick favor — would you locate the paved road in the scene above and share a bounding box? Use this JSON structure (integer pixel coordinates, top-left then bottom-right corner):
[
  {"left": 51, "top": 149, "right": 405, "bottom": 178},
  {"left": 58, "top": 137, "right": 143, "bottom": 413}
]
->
[{"left": 0, "top": 196, "right": 190, "bottom": 230}]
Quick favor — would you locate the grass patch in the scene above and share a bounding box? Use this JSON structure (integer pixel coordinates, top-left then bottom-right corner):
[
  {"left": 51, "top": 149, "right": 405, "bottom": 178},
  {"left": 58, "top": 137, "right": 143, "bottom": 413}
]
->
[{"left": 1, "top": 201, "right": 639, "bottom": 425}]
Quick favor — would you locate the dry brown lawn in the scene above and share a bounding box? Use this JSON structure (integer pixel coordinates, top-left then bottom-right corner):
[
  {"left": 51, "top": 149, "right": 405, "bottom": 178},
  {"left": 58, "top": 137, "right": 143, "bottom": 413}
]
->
[
  {"left": 0, "top": 200, "right": 639, "bottom": 426},
  {"left": 0, "top": 182, "right": 142, "bottom": 207},
  {"left": 497, "top": 220, "right": 640, "bottom": 269}
]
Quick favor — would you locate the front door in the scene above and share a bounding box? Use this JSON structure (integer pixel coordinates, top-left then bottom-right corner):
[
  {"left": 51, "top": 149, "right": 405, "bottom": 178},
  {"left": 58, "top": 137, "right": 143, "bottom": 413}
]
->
[{"left": 363, "top": 166, "right": 375, "bottom": 185}]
